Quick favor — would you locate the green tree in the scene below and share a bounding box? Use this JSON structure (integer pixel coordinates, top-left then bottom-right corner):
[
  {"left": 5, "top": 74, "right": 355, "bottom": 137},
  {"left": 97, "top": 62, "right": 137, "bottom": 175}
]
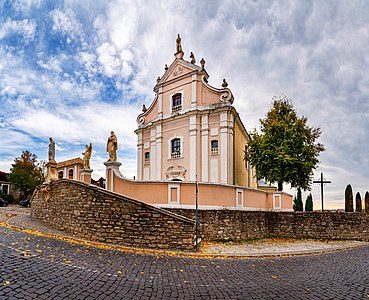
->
[
  {"left": 305, "top": 193, "right": 313, "bottom": 211},
  {"left": 355, "top": 192, "right": 362, "bottom": 212},
  {"left": 7, "top": 151, "right": 45, "bottom": 198},
  {"left": 294, "top": 187, "right": 303, "bottom": 211},
  {"left": 345, "top": 184, "right": 354, "bottom": 212},
  {"left": 365, "top": 191, "right": 369, "bottom": 214},
  {"left": 245, "top": 95, "right": 325, "bottom": 191}
]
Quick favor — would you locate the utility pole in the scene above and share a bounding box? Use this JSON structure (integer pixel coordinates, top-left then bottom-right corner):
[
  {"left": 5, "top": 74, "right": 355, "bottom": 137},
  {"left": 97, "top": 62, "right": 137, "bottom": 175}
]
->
[{"left": 195, "top": 175, "right": 199, "bottom": 252}]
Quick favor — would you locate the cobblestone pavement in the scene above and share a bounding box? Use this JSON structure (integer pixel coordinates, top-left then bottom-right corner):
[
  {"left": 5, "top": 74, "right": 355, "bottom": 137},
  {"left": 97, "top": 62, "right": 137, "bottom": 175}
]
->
[{"left": 1, "top": 208, "right": 369, "bottom": 299}]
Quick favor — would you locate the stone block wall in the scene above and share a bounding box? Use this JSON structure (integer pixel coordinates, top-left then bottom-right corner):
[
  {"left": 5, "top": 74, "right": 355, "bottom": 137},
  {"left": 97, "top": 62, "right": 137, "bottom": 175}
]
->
[
  {"left": 31, "top": 180, "right": 195, "bottom": 251},
  {"left": 165, "top": 209, "right": 268, "bottom": 241},
  {"left": 266, "top": 212, "right": 369, "bottom": 241},
  {"left": 167, "top": 209, "right": 369, "bottom": 242}
]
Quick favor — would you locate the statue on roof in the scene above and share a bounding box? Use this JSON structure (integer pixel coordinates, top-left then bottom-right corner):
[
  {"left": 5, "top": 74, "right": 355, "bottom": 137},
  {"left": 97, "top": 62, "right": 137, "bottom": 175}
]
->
[
  {"left": 222, "top": 79, "right": 228, "bottom": 88},
  {"left": 82, "top": 143, "right": 92, "bottom": 169},
  {"left": 200, "top": 58, "right": 206, "bottom": 70},
  {"left": 190, "top": 52, "right": 196, "bottom": 64},
  {"left": 176, "top": 34, "right": 183, "bottom": 53}
]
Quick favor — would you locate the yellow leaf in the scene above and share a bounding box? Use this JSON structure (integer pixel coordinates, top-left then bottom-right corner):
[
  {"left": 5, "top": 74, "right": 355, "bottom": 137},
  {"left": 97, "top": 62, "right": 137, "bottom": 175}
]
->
[
  {"left": 117, "top": 271, "right": 122, "bottom": 275},
  {"left": 271, "top": 275, "right": 278, "bottom": 279}
]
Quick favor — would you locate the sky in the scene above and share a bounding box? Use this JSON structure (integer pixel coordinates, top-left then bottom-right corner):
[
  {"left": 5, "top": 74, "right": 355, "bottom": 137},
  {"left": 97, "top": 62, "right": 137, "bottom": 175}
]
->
[{"left": 1, "top": 0, "right": 369, "bottom": 210}]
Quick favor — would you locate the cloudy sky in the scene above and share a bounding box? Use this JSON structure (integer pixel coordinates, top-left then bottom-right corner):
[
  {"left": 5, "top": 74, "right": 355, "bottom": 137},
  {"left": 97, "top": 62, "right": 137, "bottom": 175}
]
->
[{"left": 1, "top": 0, "right": 368, "bottom": 209}]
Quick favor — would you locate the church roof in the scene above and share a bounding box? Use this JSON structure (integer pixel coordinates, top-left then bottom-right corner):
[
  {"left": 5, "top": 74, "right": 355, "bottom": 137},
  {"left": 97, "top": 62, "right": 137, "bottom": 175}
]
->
[{"left": 57, "top": 158, "right": 83, "bottom": 168}]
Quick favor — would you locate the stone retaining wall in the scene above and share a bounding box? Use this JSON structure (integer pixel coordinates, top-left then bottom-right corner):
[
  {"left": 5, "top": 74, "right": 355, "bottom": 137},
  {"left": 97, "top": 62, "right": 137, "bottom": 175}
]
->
[
  {"left": 166, "top": 209, "right": 369, "bottom": 242},
  {"left": 31, "top": 180, "right": 195, "bottom": 251},
  {"left": 165, "top": 209, "right": 268, "bottom": 241},
  {"left": 267, "top": 212, "right": 369, "bottom": 241}
]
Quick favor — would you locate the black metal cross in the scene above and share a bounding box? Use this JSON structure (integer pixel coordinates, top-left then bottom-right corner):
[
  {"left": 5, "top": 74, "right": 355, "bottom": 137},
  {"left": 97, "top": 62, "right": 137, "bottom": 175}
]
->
[{"left": 313, "top": 172, "right": 331, "bottom": 211}]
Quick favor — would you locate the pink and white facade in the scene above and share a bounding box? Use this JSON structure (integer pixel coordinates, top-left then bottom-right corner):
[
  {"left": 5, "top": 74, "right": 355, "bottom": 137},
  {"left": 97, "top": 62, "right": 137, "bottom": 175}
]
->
[
  {"left": 100, "top": 37, "right": 293, "bottom": 211},
  {"left": 135, "top": 48, "right": 257, "bottom": 188}
]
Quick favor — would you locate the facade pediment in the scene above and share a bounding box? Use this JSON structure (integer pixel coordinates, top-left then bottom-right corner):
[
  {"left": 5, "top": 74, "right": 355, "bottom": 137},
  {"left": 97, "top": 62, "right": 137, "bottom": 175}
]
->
[{"left": 154, "top": 58, "right": 207, "bottom": 92}]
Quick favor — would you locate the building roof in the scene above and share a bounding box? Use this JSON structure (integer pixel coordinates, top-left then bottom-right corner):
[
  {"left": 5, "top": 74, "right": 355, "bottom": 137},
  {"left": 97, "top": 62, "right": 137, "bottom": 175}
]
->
[
  {"left": 0, "top": 171, "right": 9, "bottom": 182},
  {"left": 57, "top": 158, "right": 83, "bottom": 168}
]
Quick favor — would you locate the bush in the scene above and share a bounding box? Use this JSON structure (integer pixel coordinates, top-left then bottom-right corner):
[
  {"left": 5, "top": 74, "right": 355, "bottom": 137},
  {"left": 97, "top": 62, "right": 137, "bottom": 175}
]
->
[
  {"left": 345, "top": 184, "right": 354, "bottom": 212},
  {"left": 356, "top": 192, "right": 363, "bottom": 212},
  {"left": 365, "top": 191, "right": 369, "bottom": 214},
  {"left": 294, "top": 187, "right": 303, "bottom": 211},
  {"left": 305, "top": 193, "right": 313, "bottom": 211},
  {"left": 0, "top": 192, "right": 14, "bottom": 204}
]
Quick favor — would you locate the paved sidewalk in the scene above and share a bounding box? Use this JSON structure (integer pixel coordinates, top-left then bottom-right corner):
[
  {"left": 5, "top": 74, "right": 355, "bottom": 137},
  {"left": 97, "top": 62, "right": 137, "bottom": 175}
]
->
[{"left": 1, "top": 205, "right": 368, "bottom": 258}]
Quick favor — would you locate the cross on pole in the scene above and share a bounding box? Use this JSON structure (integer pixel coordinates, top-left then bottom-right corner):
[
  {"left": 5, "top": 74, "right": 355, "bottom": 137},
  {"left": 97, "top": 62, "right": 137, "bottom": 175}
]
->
[{"left": 313, "top": 172, "right": 331, "bottom": 211}]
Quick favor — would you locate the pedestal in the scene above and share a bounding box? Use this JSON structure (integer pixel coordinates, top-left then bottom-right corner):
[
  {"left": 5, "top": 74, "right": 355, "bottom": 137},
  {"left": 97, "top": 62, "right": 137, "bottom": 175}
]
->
[
  {"left": 45, "top": 161, "right": 58, "bottom": 183},
  {"left": 104, "top": 161, "right": 122, "bottom": 192},
  {"left": 80, "top": 168, "right": 93, "bottom": 184}
]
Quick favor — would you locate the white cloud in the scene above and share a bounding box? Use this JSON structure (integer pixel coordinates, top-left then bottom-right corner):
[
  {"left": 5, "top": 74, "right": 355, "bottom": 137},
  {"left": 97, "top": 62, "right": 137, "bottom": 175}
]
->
[
  {"left": 12, "top": 0, "right": 42, "bottom": 12},
  {"left": 96, "top": 42, "right": 132, "bottom": 77},
  {"left": 49, "top": 8, "right": 84, "bottom": 42},
  {"left": 0, "top": 19, "right": 37, "bottom": 43},
  {"left": 2, "top": 0, "right": 369, "bottom": 208}
]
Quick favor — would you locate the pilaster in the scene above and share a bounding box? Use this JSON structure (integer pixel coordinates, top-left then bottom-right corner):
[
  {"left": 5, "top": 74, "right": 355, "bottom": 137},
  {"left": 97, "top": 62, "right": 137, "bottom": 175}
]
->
[
  {"left": 150, "top": 128, "right": 157, "bottom": 180},
  {"left": 137, "top": 131, "right": 143, "bottom": 181},
  {"left": 191, "top": 74, "right": 197, "bottom": 107},
  {"left": 156, "top": 124, "right": 162, "bottom": 180},
  {"left": 189, "top": 114, "right": 197, "bottom": 181},
  {"left": 220, "top": 111, "right": 228, "bottom": 184},
  {"left": 201, "top": 114, "right": 209, "bottom": 182}
]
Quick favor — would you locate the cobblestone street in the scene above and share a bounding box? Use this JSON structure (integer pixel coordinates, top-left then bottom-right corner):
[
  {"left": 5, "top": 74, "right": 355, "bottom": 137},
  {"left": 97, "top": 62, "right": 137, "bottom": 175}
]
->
[{"left": 1, "top": 223, "right": 369, "bottom": 299}]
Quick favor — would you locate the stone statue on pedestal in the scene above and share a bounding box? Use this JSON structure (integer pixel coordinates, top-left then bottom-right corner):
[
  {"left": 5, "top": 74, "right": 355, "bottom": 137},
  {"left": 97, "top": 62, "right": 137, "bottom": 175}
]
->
[
  {"left": 82, "top": 143, "right": 92, "bottom": 169},
  {"left": 176, "top": 34, "right": 182, "bottom": 53},
  {"left": 106, "top": 131, "right": 118, "bottom": 161}
]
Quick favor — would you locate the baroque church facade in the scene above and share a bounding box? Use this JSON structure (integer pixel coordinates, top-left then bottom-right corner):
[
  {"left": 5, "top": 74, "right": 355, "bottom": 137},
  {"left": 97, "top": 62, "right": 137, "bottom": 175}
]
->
[
  {"left": 48, "top": 35, "right": 292, "bottom": 211},
  {"left": 135, "top": 36, "right": 258, "bottom": 189}
]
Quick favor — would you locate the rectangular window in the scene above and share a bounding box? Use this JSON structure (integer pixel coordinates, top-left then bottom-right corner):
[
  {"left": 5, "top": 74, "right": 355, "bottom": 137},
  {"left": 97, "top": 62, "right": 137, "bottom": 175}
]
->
[
  {"left": 171, "top": 138, "right": 181, "bottom": 158},
  {"left": 172, "top": 93, "right": 182, "bottom": 112},
  {"left": 144, "top": 152, "right": 150, "bottom": 164},
  {"left": 211, "top": 140, "right": 219, "bottom": 155}
]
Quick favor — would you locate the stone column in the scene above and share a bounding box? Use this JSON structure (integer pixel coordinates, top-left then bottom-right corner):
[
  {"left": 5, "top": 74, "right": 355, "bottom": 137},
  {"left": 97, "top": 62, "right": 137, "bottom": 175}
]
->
[
  {"left": 104, "top": 161, "right": 122, "bottom": 192},
  {"left": 80, "top": 169, "right": 93, "bottom": 184}
]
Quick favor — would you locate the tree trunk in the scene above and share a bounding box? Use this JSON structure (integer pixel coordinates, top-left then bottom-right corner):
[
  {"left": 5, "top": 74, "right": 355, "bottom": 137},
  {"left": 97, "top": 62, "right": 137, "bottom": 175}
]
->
[{"left": 278, "top": 181, "right": 283, "bottom": 191}]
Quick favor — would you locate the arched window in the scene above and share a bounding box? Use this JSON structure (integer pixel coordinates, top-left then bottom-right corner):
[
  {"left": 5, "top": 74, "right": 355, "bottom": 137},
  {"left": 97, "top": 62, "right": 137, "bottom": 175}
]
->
[
  {"left": 171, "top": 138, "right": 181, "bottom": 158},
  {"left": 211, "top": 140, "right": 219, "bottom": 155},
  {"left": 58, "top": 171, "right": 64, "bottom": 180},
  {"left": 172, "top": 93, "right": 182, "bottom": 112},
  {"left": 68, "top": 169, "right": 74, "bottom": 179}
]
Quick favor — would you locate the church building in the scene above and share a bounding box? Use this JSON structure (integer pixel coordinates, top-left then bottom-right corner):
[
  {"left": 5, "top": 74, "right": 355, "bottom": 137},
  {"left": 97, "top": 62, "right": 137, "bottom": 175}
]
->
[
  {"left": 54, "top": 35, "right": 292, "bottom": 211},
  {"left": 135, "top": 35, "right": 257, "bottom": 189}
]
